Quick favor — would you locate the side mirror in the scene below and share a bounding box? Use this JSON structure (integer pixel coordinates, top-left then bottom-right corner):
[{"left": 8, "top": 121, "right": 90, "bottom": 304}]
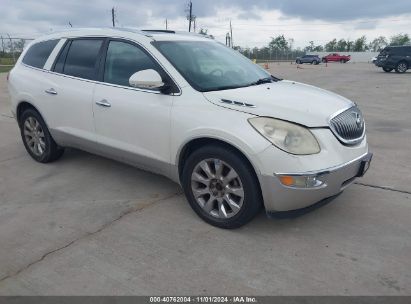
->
[{"left": 129, "top": 69, "right": 165, "bottom": 90}]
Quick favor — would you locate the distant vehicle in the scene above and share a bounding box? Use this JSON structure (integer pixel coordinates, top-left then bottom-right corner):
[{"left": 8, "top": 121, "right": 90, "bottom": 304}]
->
[
  {"left": 295, "top": 55, "right": 321, "bottom": 65},
  {"left": 375, "top": 46, "right": 411, "bottom": 73},
  {"left": 322, "top": 53, "right": 351, "bottom": 63}
]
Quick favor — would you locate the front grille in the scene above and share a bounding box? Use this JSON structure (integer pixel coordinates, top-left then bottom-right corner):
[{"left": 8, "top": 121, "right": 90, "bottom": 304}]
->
[{"left": 329, "top": 106, "right": 365, "bottom": 145}]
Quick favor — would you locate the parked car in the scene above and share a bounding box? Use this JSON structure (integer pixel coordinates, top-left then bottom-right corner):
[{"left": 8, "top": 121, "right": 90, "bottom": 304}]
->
[
  {"left": 322, "top": 53, "right": 351, "bottom": 63},
  {"left": 375, "top": 46, "right": 411, "bottom": 73},
  {"left": 295, "top": 55, "right": 321, "bottom": 65},
  {"left": 7, "top": 28, "right": 372, "bottom": 228}
]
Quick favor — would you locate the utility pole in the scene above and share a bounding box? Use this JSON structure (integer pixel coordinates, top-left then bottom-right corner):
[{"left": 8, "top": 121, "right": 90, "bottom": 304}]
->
[
  {"left": 111, "top": 7, "right": 116, "bottom": 27},
  {"left": 230, "top": 20, "right": 233, "bottom": 48},
  {"left": 193, "top": 17, "right": 196, "bottom": 32},
  {"left": 188, "top": 1, "right": 193, "bottom": 32},
  {"left": 225, "top": 33, "right": 231, "bottom": 47},
  {"left": 68, "top": 21, "right": 73, "bottom": 27},
  {"left": 165, "top": 19, "right": 168, "bottom": 30},
  {"left": 0, "top": 36, "right": 4, "bottom": 54},
  {"left": 7, "top": 34, "right": 16, "bottom": 64}
]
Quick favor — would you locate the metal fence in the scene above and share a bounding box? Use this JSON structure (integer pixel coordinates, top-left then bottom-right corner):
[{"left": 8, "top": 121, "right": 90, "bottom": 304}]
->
[{"left": 0, "top": 36, "right": 34, "bottom": 66}]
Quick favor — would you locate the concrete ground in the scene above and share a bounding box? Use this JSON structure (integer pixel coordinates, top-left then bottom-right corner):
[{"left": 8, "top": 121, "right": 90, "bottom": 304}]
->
[{"left": 0, "top": 63, "right": 410, "bottom": 295}]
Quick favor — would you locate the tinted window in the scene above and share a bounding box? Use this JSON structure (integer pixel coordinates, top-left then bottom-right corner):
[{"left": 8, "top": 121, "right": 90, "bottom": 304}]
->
[
  {"left": 22, "top": 39, "right": 59, "bottom": 68},
  {"left": 53, "top": 41, "right": 71, "bottom": 73},
  {"left": 104, "top": 41, "right": 159, "bottom": 87},
  {"left": 63, "top": 39, "right": 103, "bottom": 80}
]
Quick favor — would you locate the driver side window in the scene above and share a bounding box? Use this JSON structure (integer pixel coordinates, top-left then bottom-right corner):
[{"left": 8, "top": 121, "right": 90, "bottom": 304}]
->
[{"left": 104, "top": 41, "right": 160, "bottom": 87}]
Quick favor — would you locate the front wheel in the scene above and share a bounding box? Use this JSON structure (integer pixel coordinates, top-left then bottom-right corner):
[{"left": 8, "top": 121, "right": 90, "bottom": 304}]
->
[
  {"left": 383, "top": 67, "right": 393, "bottom": 72},
  {"left": 395, "top": 61, "right": 408, "bottom": 73},
  {"left": 182, "top": 145, "right": 262, "bottom": 229},
  {"left": 20, "top": 108, "right": 64, "bottom": 163}
]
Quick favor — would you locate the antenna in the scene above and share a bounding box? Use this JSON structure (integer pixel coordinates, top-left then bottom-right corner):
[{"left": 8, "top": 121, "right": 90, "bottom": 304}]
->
[{"left": 111, "top": 7, "right": 116, "bottom": 27}]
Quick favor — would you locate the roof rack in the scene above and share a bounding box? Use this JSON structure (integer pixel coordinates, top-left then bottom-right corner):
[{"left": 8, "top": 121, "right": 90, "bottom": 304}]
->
[{"left": 142, "top": 30, "right": 176, "bottom": 34}]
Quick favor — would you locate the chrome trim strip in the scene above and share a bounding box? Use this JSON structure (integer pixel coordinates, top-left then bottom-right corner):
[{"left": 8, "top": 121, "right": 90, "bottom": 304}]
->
[{"left": 275, "top": 152, "right": 369, "bottom": 176}]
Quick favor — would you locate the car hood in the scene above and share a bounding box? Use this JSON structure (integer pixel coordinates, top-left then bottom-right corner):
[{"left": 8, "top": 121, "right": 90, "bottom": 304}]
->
[{"left": 202, "top": 80, "right": 354, "bottom": 127}]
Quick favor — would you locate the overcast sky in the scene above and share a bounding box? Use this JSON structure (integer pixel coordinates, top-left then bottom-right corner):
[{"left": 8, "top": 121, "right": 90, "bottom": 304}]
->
[{"left": 1, "top": 0, "right": 411, "bottom": 48}]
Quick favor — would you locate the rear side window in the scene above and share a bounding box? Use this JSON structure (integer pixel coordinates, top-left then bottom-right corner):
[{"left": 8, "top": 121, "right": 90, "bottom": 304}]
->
[
  {"left": 61, "top": 39, "right": 104, "bottom": 80},
  {"left": 103, "top": 40, "right": 159, "bottom": 87},
  {"left": 22, "top": 39, "right": 59, "bottom": 69}
]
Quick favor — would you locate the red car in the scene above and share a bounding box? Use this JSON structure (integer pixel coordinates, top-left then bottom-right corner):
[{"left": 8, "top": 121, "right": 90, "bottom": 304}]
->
[{"left": 322, "top": 53, "right": 351, "bottom": 63}]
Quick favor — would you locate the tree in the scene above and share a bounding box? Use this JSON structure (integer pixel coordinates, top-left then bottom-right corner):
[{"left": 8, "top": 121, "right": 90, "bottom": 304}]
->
[
  {"left": 336, "top": 39, "right": 348, "bottom": 52},
  {"left": 325, "top": 39, "right": 337, "bottom": 52},
  {"left": 369, "top": 36, "right": 388, "bottom": 52},
  {"left": 389, "top": 34, "right": 410, "bottom": 46},
  {"left": 345, "top": 40, "right": 354, "bottom": 52},
  {"left": 353, "top": 36, "right": 368, "bottom": 52},
  {"left": 269, "top": 35, "right": 289, "bottom": 51}
]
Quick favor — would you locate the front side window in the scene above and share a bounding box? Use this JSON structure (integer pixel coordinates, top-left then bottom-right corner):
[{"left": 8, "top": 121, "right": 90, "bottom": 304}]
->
[
  {"left": 62, "top": 39, "right": 103, "bottom": 80},
  {"left": 154, "top": 41, "right": 272, "bottom": 92},
  {"left": 22, "top": 39, "right": 59, "bottom": 69},
  {"left": 104, "top": 40, "right": 159, "bottom": 87}
]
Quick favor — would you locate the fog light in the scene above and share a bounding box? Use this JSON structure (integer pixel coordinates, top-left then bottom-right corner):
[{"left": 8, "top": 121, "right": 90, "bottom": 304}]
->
[{"left": 277, "top": 174, "right": 326, "bottom": 188}]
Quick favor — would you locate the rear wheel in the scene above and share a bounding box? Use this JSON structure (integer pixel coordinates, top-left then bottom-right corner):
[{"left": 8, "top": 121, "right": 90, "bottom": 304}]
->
[
  {"left": 395, "top": 61, "right": 408, "bottom": 73},
  {"left": 340, "top": 59, "right": 346, "bottom": 63},
  {"left": 182, "top": 145, "right": 262, "bottom": 229},
  {"left": 383, "top": 67, "right": 393, "bottom": 72},
  {"left": 20, "top": 108, "right": 64, "bottom": 163},
  {"left": 296, "top": 59, "right": 301, "bottom": 64}
]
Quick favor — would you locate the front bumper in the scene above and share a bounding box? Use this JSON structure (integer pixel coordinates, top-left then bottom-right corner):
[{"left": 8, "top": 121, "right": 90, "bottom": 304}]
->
[{"left": 260, "top": 152, "right": 372, "bottom": 212}]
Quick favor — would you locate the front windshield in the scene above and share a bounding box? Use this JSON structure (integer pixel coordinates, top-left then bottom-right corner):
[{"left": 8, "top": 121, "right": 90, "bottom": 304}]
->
[{"left": 154, "top": 40, "right": 276, "bottom": 92}]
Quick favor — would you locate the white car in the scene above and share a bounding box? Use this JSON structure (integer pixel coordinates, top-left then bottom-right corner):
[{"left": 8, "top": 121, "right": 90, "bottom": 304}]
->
[{"left": 7, "top": 28, "right": 372, "bottom": 228}]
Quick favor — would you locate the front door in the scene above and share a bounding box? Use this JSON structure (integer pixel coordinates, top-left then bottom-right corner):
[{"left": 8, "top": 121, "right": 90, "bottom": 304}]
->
[{"left": 92, "top": 39, "right": 176, "bottom": 176}]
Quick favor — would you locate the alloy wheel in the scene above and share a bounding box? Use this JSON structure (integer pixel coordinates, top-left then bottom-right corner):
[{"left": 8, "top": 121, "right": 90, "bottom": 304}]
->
[
  {"left": 191, "top": 158, "right": 244, "bottom": 219},
  {"left": 23, "top": 117, "right": 46, "bottom": 156},
  {"left": 397, "top": 63, "right": 407, "bottom": 73}
]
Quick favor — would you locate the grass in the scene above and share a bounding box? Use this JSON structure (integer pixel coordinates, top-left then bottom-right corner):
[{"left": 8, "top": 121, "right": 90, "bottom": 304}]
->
[
  {"left": 0, "top": 65, "right": 13, "bottom": 73},
  {"left": 0, "top": 57, "right": 15, "bottom": 65}
]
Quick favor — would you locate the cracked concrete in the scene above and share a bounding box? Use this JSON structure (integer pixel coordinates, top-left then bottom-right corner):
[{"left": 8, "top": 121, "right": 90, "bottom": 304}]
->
[{"left": 0, "top": 64, "right": 410, "bottom": 295}]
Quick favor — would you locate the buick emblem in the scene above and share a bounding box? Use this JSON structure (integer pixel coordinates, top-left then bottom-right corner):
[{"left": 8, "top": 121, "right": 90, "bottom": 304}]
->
[{"left": 353, "top": 112, "right": 363, "bottom": 128}]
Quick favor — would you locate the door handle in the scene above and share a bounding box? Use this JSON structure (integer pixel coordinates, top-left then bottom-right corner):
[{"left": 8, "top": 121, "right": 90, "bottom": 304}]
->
[
  {"left": 95, "top": 99, "right": 111, "bottom": 108},
  {"left": 45, "top": 88, "right": 57, "bottom": 95}
]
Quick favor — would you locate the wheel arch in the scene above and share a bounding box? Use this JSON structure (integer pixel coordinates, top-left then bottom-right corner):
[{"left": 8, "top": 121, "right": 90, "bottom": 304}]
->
[
  {"left": 176, "top": 137, "right": 263, "bottom": 196},
  {"left": 16, "top": 101, "right": 48, "bottom": 128}
]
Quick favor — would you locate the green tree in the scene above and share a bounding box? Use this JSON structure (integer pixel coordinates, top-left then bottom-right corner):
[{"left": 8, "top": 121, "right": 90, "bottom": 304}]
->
[
  {"left": 353, "top": 36, "right": 368, "bottom": 51},
  {"left": 269, "top": 35, "right": 289, "bottom": 51},
  {"left": 325, "top": 39, "right": 337, "bottom": 52},
  {"left": 336, "top": 39, "right": 348, "bottom": 51},
  {"left": 369, "top": 36, "right": 388, "bottom": 52},
  {"left": 389, "top": 34, "right": 410, "bottom": 46}
]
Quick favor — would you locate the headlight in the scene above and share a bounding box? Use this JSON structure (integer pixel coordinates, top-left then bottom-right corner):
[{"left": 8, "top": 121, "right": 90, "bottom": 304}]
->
[{"left": 248, "top": 117, "right": 320, "bottom": 155}]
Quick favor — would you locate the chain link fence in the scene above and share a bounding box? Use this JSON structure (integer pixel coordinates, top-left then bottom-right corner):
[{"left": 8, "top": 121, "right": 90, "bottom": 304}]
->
[{"left": 0, "top": 36, "right": 34, "bottom": 72}]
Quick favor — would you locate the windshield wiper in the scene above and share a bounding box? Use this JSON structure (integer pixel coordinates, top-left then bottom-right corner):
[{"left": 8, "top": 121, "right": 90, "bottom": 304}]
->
[{"left": 249, "top": 77, "right": 274, "bottom": 86}]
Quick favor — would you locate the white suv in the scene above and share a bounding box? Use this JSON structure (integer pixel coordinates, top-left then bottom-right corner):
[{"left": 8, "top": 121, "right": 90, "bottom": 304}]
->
[{"left": 7, "top": 28, "right": 372, "bottom": 228}]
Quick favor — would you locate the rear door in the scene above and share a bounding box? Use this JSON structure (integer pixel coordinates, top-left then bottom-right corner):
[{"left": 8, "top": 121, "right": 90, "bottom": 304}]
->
[{"left": 43, "top": 38, "right": 105, "bottom": 148}]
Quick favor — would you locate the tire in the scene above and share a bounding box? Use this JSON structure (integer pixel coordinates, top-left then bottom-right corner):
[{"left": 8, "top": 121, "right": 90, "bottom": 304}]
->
[
  {"left": 340, "top": 59, "right": 346, "bottom": 63},
  {"left": 314, "top": 60, "right": 319, "bottom": 65},
  {"left": 383, "top": 67, "right": 393, "bottom": 73},
  {"left": 181, "top": 145, "right": 262, "bottom": 229},
  {"left": 296, "top": 59, "right": 301, "bottom": 64},
  {"left": 19, "top": 108, "right": 64, "bottom": 163},
  {"left": 395, "top": 61, "right": 408, "bottom": 73}
]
